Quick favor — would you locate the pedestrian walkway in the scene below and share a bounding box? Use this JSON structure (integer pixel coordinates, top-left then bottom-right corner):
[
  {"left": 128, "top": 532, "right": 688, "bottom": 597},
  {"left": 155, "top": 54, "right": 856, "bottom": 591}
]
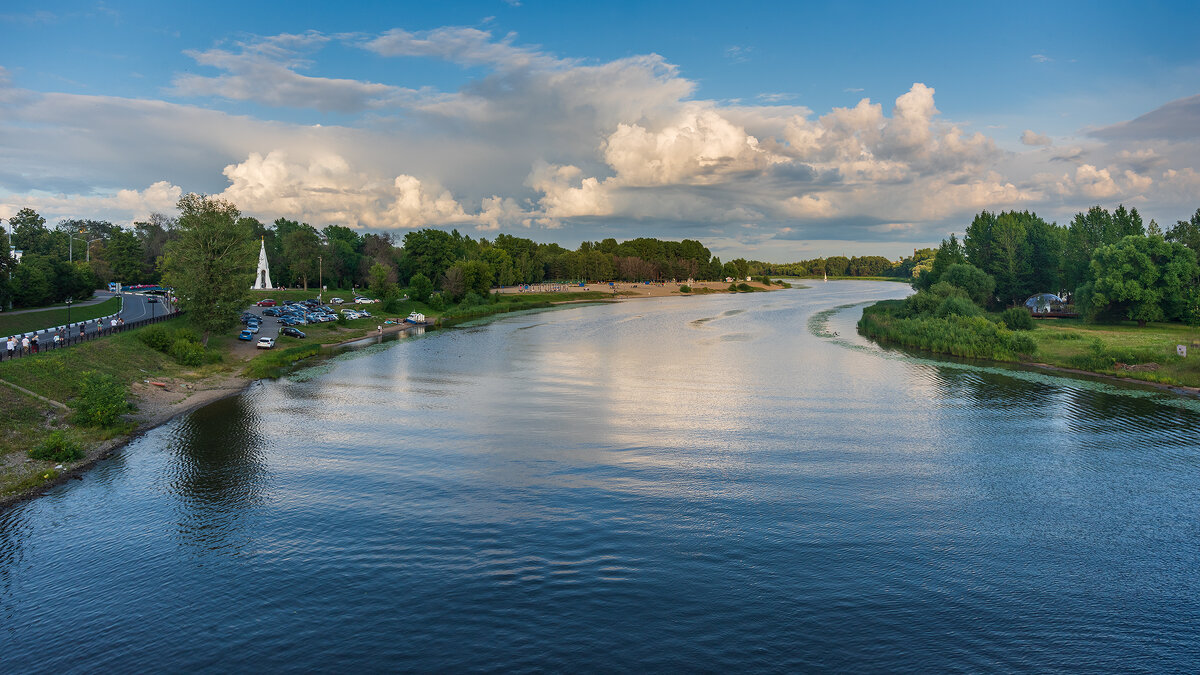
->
[{"left": 1, "top": 308, "right": 184, "bottom": 363}]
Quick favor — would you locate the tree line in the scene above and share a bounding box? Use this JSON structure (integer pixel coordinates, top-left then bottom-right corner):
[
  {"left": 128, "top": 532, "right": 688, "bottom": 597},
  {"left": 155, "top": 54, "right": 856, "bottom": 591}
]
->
[
  {"left": 0, "top": 200, "right": 742, "bottom": 311},
  {"left": 919, "top": 205, "right": 1200, "bottom": 325}
]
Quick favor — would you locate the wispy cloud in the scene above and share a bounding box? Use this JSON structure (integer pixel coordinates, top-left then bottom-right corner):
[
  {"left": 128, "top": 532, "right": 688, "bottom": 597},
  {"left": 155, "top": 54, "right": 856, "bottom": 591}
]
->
[
  {"left": 1030, "top": 53, "right": 1052, "bottom": 63},
  {"left": 844, "top": 87, "right": 864, "bottom": 93},
  {"left": 756, "top": 92, "right": 797, "bottom": 104},
  {"left": 724, "top": 45, "right": 751, "bottom": 63}
]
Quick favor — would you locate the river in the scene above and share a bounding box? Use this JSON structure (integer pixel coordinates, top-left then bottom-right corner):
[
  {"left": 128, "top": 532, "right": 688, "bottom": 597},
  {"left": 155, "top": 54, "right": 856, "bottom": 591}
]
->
[{"left": 2, "top": 281, "right": 1199, "bottom": 672}]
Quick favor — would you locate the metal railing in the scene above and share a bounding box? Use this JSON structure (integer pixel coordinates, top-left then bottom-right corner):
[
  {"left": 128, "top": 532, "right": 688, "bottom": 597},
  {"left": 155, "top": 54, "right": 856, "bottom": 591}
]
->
[{"left": 1, "top": 309, "right": 184, "bottom": 361}]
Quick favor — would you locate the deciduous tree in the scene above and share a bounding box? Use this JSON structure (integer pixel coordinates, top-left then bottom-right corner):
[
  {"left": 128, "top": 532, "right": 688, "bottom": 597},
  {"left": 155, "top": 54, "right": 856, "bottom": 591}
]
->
[{"left": 161, "top": 194, "right": 255, "bottom": 345}]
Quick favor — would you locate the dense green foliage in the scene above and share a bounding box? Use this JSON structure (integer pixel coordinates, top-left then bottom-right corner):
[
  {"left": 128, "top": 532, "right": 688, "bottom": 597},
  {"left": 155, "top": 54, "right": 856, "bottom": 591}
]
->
[
  {"left": 1000, "top": 307, "right": 1034, "bottom": 330},
  {"left": 140, "top": 324, "right": 211, "bottom": 366},
  {"left": 71, "top": 371, "right": 132, "bottom": 428},
  {"left": 29, "top": 430, "right": 84, "bottom": 463},
  {"left": 161, "top": 195, "right": 257, "bottom": 345},
  {"left": 916, "top": 204, "right": 1200, "bottom": 329},
  {"left": 859, "top": 301, "right": 1037, "bottom": 359},
  {"left": 751, "top": 253, "right": 909, "bottom": 279}
]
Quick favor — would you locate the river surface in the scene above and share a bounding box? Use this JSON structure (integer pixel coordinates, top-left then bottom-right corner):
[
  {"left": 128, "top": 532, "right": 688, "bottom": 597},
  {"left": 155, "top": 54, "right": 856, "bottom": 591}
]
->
[{"left": 3, "top": 281, "right": 1199, "bottom": 672}]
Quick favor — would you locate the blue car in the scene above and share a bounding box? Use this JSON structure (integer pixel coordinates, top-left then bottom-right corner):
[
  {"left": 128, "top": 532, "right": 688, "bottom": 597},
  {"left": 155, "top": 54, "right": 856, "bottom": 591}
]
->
[{"left": 238, "top": 330, "right": 254, "bottom": 341}]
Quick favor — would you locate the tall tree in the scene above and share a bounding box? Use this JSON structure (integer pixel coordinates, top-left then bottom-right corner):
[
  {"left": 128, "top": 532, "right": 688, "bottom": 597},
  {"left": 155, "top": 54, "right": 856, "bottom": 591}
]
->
[
  {"left": 1081, "top": 235, "right": 1199, "bottom": 326},
  {"left": 282, "top": 226, "right": 322, "bottom": 290},
  {"left": 161, "top": 194, "right": 256, "bottom": 345}
]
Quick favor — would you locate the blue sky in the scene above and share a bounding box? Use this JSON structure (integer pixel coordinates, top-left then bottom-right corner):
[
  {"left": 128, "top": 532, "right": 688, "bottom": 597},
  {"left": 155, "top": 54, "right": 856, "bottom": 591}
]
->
[{"left": 2, "top": 0, "right": 1199, "bottom": 260}]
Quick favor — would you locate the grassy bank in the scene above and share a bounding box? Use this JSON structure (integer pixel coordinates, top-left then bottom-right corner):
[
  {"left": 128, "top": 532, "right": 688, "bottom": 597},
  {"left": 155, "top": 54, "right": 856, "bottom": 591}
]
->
[
  {"left": 0, "top": 297, "right": 122, "bottom": 336},
  {"left": 858, "top": 300, "right": 1200, "bottom": 388},
  {"left": 858, "top": 300, "right": 1038, "bottom": 360}
]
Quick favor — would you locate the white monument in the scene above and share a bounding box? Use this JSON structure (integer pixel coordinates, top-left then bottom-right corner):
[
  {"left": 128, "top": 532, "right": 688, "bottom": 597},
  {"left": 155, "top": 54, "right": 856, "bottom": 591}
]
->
[{"left": 252, "top": 237, "right": 273, "bottom": 290}]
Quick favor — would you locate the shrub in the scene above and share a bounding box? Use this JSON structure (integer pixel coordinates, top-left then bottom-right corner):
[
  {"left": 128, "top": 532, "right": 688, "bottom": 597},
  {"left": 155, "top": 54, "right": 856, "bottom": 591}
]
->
[
  {"left": 736, "top": 283, "right": 753, "bottom": 292},
  {"left": 1000, "top": 307, "right": 1034, "bottom": 330},
  {"left": 462, "top": 291, "right": 486, "bottom": 307},
  {"left": 140, "top": 324, "right": 173, "bottom": 352},
  {"left": 728, "top": 283, "right": 739, "bottom": 292},
  {"left": 29, "top": 430, "right": 84, "bottom": 463},
  {"left": 169, "top": 338, "right": 205, "bottom": 366},
  {"left": 936, "top": 295, "right": 983, "bottom": 318},
  {"left": 679, "top": 285, "right": 692, "bottom": 293},
  {"left": 72, "top": 371, "right": 132, "bottom": 428},
  {"left": 427, "top": 293, "right": 447, "bottom": 311}
]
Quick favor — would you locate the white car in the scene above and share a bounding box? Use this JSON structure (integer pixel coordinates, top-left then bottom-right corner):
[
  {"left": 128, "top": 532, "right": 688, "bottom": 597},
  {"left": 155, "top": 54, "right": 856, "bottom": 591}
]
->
[
  {"left": 354, "top": 296, "right": 375, "bottom": 304},
  {"left": 330, "top": 297, "right": 344, "bottom": 304},
  {"left": 256, "top": 336, "right": 275, "bottom": 349}
]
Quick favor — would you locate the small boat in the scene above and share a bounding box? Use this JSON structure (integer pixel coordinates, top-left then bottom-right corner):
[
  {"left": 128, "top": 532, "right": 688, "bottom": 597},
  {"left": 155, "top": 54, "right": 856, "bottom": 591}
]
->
[{"left": 405, "top": 312, "right": 426, "bottom": 324}]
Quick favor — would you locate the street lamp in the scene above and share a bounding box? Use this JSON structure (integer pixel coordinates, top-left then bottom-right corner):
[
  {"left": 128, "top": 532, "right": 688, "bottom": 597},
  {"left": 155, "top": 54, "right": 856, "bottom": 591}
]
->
[
  {"left": 84, "top": 237, "right": 103, "bottom": 262},
  {"left": 65, "top": 297, "right": 73, "bottom": 327},
  {"left": 318, "top": 255, "right": 323, "bottom": 303}
]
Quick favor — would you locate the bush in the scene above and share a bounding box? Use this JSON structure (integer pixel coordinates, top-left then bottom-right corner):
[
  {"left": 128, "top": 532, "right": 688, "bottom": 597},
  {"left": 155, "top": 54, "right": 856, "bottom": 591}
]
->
[
  {"left": 462, "top": 291, "right": 486, "bottom": 307},
  {"left": 1000, "top": 307, "right": 1034, "bottom": 330},
  {"left": 936, "top": 295, "right": 983, "bottom": 318},
  {"left": 736, "top": 283, "right": 753, "bottom": 292},
  {"left": 169, "top": 338, "right": 205, "bottom": 366},
  {"left": 679, "top": 285, "right": 692, "bottom": 293},
  {"left": 427, "top": 293, "right": 447, "bottom": 311},
  {"left": 72, "top": 371, "right": 132, "bottom": 428},
  {"left": 140, "top": 324, "right": 173, "bottom": 352},
  {"left": 29, "top": 430, "right": 84, "bottom": 463},
  {"left": 858, "top": 304, "right": 1037, "bottom": 360},
  {"left": 728, "top": 283, "right": 739, "bottom": 292}
]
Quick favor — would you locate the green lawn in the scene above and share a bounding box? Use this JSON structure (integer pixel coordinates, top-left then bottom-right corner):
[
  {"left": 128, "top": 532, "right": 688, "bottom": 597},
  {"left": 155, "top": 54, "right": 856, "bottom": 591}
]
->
[
  {"left": 0, "top": 297, "right": 122, "bottom": 336},
  {"left": 1027, "top": 319, "right": 1200, "bottom": 387}
]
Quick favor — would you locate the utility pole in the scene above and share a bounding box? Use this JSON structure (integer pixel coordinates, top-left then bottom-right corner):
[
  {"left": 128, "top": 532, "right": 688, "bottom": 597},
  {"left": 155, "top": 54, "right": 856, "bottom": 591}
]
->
[{"left": 318, "top": 255, "right": 323, "bottom": 303}]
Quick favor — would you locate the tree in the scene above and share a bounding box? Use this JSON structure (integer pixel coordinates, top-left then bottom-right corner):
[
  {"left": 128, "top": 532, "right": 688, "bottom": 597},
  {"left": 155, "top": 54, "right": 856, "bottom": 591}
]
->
[
  {"left": 1083, "top": 235, "right": 1199, "bottom": 326},
  {"left": 161, "top": 194, "right": 256, "bottom": 345},
  {"left": 103, "top": 229, "right": 146, "bottom": 284},
  {"left": 990, "top": 212, "right": 1030, "bottom": 306},
  {"left": 941, "top": 263, "right": 995, "bottom": 306},
  {"left": 282, "top": 227, "right": 321, "bottom": 290},
  {"left": 917, "top": 235, "right": 967, "bottom": 289},
  {"left": 409, "top": 272, "right": 433, "bottom": 303},
  {"left": 368, "top": 262, "right": 397, "bottom": 299},
  {"left": 1166, "top": 208, "right": 1200, "bottom": 254}
]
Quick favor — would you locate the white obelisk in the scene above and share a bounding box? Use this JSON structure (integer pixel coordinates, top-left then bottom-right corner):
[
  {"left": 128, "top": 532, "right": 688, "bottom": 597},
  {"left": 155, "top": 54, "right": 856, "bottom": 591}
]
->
[{"left": 252, "top": 237, "right": 273, "bottom": 290}]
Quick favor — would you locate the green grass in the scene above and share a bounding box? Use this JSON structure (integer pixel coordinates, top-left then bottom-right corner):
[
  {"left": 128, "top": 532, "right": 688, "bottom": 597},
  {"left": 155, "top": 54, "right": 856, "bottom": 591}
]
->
[
  {"left": 0, "top": 316, "right": 196, "bottom": 403},
  {"left": 858, "top": 299, "right": 1200, "bottom": 389},
  {"left": 1026, "top": 319, "right": 1200, "bottom": 387},
  {"left": 0, "top": 297, "right": 122, "bottom": 336}
]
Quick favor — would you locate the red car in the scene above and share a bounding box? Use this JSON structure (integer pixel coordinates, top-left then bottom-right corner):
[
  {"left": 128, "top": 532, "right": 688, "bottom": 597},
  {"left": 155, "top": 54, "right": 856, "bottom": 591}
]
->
[{"left": 256, "top": 299, "right": 277, "bottom": 307}]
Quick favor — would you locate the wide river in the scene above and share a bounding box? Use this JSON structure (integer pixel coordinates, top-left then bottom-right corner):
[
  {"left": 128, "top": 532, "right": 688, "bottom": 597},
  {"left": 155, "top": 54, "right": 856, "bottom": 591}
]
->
[{"left": 3, "top": 281, "right": 1199, "bottom": 672}]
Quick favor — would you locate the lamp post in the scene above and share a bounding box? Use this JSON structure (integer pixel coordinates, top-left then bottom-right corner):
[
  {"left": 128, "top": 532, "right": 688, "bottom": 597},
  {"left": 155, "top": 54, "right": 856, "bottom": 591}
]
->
[
  {"left": 65, "top": 298, "right": 73, "bottom": 327},
  {"left": 84, "top": 237, "right": 103, "bottom": 262},
  {"left": 318, "top": 256, "right": 323, "bottom": 303}
]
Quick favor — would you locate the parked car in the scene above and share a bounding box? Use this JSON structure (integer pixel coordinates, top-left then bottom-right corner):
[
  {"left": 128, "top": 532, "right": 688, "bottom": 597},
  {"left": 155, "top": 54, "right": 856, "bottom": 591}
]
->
[
  {"left": 262, "top": 307, "right": 280, "bottom": 316},
  {"left": 358, "top": 311, "right": 372, "bottom": 318},
  {"left": 257, "top": 336, "right": 275, "bottom": 349},
  {"left": 247, "top": 323, "right": 260, "bottom": 334},
  {"left": 147, "top": 296, "right": 159, "bottom": 303},
  {"left": 238, "top": 330, "right": 254, "bottom": 341},
  {"left": 256, "top": 299, "right": 277, "bottom": 307},
  {"left": 330, "top": 297, "right": 344, "bottom": 304},
  {"left": 281, "top": 326, "right": 306, "bottom": 338},
  {"left": 354, "top": 296, "right": 375, "bottom": 304}
]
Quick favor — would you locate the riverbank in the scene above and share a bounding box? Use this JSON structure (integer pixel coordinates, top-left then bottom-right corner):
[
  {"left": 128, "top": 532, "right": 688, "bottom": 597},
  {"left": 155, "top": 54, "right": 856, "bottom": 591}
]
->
[
  {"left": 858, "top": 299, "right": 1200, "bottom": 392},
  {"left": 0, "top": 281, "right": 790, "bottom": 506}
]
